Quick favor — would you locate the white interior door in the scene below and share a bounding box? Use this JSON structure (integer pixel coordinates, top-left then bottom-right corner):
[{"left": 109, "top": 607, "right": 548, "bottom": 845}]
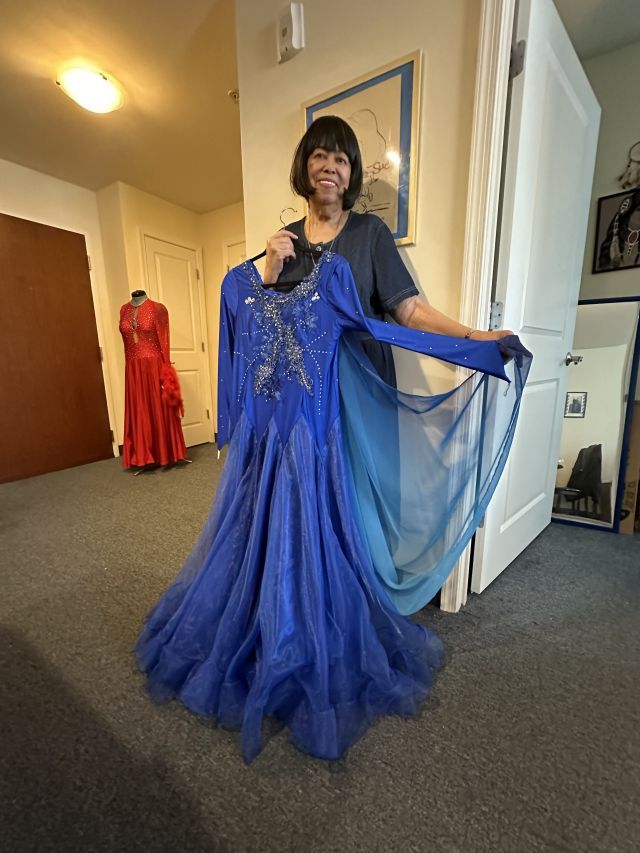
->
[
  {"left": 144, "top": 236, "right": 213, "bottom": 447},
  {"left": 471, "top": 0, "right": 600, "bottom": 593},
  {"left": 225, "top": 239, "right": 246, "bottom": 270}
]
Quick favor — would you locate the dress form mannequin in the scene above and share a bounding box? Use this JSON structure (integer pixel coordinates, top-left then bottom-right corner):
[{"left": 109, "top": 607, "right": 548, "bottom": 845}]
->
[
  {"left": 119, "top": 294, "right": 188, "bottom": 469},
  {"left": 131, "top": 290, "right": 148, "bottom": 307}
]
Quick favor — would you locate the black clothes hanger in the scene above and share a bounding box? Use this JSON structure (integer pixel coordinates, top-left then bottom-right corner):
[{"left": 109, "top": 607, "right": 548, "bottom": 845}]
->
[
  {"left": 247, "top": 244, "right": 323, "bottom": 291},
  {"left": 131, "top": 289, "right": 147, "bottom": 297},
  {"left": 247, "top": 244, "right": 321, "bottom": 264},
  {"left": 246, "top": 209, "right": 323, "bottom": 291}
]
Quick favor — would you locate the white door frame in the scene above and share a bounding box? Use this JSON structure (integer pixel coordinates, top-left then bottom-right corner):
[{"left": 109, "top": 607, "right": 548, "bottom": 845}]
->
[{"left": 440, "top": 0, "right": 517, "bottom": 612}]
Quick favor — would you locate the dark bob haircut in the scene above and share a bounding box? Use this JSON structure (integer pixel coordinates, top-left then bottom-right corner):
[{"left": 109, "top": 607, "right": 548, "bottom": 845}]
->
[{"left": 290, "top": 115, "right": 363, "bottom": 210}]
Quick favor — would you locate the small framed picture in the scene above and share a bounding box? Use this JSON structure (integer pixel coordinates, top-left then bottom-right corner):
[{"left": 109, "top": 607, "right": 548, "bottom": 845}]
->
[
  {"left": 592, "top": 189, "right": 640, "bottom": 273},
  {"left": 303, "top": 52, "right": 421, "bottom": 246},
  {"left": 564, "top": 391, "right": 587, "bottom": 418}
]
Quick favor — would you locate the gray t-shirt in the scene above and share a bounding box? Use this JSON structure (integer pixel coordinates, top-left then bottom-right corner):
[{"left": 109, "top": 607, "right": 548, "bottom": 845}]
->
[{"left": 277, "top": 212, "right": 419, "bottom": 385}]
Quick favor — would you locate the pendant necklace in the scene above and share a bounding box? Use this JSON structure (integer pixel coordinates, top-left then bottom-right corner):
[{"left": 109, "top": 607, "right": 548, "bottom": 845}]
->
[{"left": 305, "top": 211, "right": 349, "bottom": 268}]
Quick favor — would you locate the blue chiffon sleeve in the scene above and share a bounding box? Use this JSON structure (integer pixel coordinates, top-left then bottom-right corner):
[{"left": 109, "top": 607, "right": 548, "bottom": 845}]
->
[{"left": 326, "top": 256, "right": 533, "bottom": 614}]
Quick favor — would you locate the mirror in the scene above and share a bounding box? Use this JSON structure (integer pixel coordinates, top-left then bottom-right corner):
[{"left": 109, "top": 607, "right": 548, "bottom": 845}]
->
[{"left": 553, "top": 300, "right": 640, "bottom": 528}]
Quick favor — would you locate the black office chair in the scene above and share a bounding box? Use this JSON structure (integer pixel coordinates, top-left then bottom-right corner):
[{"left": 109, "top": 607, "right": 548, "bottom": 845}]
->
[{"left": 555, "top": 444, "right": 602, "bottom": 517}]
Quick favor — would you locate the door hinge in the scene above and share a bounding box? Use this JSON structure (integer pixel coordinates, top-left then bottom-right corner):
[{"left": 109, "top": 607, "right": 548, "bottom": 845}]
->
[
  {"left": 110, "top": 430, "right": 115, "bottom": 443},
  {"left": 201, "top": 341, "right": 205, "bottom": 353},
  {"left": 509, "top": 40, "right": 526, "bottom": 80},
  {"left": 99, "top": 346, "right": 104, "bottom": 361},
  {"left": 87, "top": 254, "right": 92, "bottom": 271},
  {"left": 489, "top": 301, "right": 504, "bottom": 330},
  {"left": 196, "top": 268, "right": 201, "bottom": 280},
  {"left": 206, "top": 409, "right": 210, "bottom": 420}
]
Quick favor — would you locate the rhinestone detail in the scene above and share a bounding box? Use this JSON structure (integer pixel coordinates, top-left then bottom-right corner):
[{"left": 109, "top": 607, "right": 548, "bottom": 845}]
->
[{"left": 238, "top": 254, "right": 332, "bottom": 405}]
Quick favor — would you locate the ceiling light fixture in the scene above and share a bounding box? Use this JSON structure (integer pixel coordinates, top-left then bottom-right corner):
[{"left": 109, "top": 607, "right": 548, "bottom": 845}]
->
[{"left": 56, "top": 67, "right": 124, "bottom": 114}]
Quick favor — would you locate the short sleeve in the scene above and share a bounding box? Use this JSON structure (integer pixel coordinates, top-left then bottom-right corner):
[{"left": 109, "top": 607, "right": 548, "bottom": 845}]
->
[{"left": 371, "top": 220, "right": 419, "bottom": 312}]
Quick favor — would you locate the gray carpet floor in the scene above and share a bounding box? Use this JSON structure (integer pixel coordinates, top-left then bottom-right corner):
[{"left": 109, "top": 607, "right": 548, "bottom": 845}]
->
[{"left": 1, "top": 444, "right": 639, "bottom": 853}]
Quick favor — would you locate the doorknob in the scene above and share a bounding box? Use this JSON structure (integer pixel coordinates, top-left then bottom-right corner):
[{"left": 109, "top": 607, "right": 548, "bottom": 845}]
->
[{"left": 565, "top": 352, "right": 583, "bottom": 366}]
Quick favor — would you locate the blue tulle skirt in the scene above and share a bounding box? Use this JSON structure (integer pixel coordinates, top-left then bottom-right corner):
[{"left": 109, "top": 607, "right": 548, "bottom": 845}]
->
[{"left": 135, "top": 412, "right": 443, "bottom": 762}]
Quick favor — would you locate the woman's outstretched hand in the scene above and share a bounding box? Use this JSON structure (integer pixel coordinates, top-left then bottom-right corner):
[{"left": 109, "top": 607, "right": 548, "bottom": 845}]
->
[
  {"left": 263, "top": 230, "right": 298, "bottom": 284},
  {"left": 469, "top": 329, "right": 514, "bottom": 341}
]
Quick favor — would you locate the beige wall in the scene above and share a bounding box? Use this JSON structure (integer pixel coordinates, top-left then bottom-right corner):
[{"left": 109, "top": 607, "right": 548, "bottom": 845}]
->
[
  {"left": 200, "top": 202, "right": 245, "bottom": 422},
  {"left": 118, "top": 182, "right": 203, "bottom": 296},
  {"left": 0, "top": 157, "right": 119, "bottom": 452},
  {"left": 581, "top": 40, "right": 640, "bottom": 300},
  {"left": 95, "top": 183, "right": 130, "bottom": 443},
  {"left": 235, "top": 0, "right": 480, "bottom": 361}
]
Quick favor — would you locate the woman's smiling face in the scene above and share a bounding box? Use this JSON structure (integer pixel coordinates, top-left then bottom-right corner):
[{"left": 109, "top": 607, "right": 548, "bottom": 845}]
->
[{"left": 306, "top": 147, "right": 352, "bottom": 204}]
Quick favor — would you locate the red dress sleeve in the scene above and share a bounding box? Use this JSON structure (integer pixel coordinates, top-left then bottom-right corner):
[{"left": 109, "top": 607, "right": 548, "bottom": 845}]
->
[
  {"left": 155, "top": 302, "right": 171, "bottom": 364},
  {"left": 155, "top": 302, "right": 184, "bottom": 417}
]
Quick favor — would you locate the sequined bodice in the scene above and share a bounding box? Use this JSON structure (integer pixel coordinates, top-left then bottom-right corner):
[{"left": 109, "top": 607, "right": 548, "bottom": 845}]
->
[
  {"left": 241, "top": 259, "right": 328, "bottom": 404},
  {"left": 217, "top": 252, "right": 512, "bottom": 453},
  {"left": 119, "top": 299, "right": 167, "bottom": 362}
]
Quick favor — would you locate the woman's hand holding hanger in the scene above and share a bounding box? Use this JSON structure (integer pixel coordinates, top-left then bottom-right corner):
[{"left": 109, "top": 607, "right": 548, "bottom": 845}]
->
[{"left": 263, "top": 230, "right": 299, "bottom": 284}]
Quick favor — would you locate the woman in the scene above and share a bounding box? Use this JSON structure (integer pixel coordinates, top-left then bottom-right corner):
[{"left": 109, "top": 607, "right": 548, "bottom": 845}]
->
[
  {"left": 264, "top": 115, "right": 512, "bottom": 387},
  {"left": 135, "top": 117, "right": 530, "bottom": 764}
]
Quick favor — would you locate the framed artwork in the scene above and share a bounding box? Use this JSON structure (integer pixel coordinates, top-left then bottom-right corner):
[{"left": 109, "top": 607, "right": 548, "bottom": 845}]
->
[
  {"left": 303, "top": 52, "right": 421, "bottom": 246},
  {"left": 592, "top": 189, "right": 640, "bottom": 273},
  {"left": 564, "top": 391, "right": 587, "bottom": 418}
]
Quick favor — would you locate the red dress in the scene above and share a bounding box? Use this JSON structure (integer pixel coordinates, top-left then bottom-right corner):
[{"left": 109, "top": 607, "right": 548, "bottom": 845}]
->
[{"left": 119, "top": 299, "right": 187, "bottom": 468}]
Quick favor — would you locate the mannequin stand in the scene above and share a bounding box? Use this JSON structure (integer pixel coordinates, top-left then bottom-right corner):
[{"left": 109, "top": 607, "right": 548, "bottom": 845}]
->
[{"left": 132, "top": 458, "right": 193, "bottom": 476}]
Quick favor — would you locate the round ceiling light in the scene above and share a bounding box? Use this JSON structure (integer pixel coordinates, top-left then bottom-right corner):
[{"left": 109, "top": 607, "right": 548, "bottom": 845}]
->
[{"left": 56, "top": 67, "right": 124, "bottom": 113}]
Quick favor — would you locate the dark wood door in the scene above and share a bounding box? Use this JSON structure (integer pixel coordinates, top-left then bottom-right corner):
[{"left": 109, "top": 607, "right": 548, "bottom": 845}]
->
[{"left": 0, "top": 213, "right": 113, "bottom": 483}]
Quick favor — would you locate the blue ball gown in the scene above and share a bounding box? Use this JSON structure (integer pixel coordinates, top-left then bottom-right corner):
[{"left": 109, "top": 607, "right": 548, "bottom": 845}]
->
[{"left": 135, "top": 253, "right": 531, "bottom": 763}]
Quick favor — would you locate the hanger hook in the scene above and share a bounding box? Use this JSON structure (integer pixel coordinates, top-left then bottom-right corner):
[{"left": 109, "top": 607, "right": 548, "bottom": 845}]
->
[{"left": 279, "top": 207, "right": 298, "bottom": 228}]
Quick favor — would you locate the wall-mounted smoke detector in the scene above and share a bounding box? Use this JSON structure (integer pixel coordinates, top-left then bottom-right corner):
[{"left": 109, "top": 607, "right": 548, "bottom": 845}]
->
[{"left": 277, "top": 3, "right": 305, "bottom": 64}]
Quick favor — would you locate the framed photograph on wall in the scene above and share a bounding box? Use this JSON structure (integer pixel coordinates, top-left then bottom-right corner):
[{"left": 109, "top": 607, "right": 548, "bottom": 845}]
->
[
  {"left": 564, "top": 391, "right": 587, "bottom": 418},
  {"left": 303, "top": 52, "right": 421, "bottom": 246},
  {"left": 592, "top": 189, "right": 640, "bottom": 273}
]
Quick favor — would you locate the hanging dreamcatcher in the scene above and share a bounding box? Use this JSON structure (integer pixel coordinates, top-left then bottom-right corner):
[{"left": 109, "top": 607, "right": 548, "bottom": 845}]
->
[{"left": 618, "top": 141, "right": 640, "bottom": 190}]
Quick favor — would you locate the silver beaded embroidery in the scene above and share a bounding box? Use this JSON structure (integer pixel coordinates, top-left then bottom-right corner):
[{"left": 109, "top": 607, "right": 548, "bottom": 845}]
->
[{"left": 239, "top": 254, "right": 332, "bottom": 404}]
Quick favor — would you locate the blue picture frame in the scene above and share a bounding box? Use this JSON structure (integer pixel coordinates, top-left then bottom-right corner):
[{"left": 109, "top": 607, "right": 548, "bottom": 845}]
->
[{"left": 303, "top": 52, "right": 421, "bottom": 245}]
